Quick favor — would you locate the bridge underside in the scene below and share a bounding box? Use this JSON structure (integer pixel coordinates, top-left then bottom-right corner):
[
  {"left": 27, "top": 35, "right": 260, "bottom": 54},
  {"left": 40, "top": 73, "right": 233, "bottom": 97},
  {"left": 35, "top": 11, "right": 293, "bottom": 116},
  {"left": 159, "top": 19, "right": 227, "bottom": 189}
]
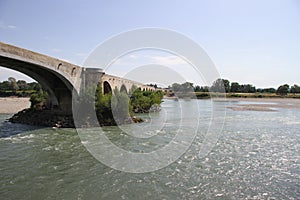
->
[{"left": 0, "top": 56, "right": 73, "bottom": 113}]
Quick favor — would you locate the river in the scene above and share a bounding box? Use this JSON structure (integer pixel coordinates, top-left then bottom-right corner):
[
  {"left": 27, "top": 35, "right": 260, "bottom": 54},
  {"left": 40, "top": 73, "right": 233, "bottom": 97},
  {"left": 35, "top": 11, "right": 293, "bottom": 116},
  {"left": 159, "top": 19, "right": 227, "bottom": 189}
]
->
[{"left": 0, "top": 99, "right": 299, "bottom": 199}]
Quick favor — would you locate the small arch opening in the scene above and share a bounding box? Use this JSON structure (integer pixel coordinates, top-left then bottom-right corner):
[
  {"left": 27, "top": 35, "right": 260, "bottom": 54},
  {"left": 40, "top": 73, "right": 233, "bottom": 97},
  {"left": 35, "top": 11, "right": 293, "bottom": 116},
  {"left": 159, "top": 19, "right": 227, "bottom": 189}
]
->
[
  {"left": 71, "top": 67, "right": 76, "bottom": 76},
  {"left": 57, "top": 63, "right": 62, "bottom": 70}
]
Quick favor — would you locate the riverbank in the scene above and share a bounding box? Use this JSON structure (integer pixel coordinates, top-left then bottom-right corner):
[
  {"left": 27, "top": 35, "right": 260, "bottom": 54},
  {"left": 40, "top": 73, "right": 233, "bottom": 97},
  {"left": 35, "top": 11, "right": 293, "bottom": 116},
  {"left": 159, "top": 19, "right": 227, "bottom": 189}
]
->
[{"left": 0, "top": 97, "right": 30, "bottom": 114}]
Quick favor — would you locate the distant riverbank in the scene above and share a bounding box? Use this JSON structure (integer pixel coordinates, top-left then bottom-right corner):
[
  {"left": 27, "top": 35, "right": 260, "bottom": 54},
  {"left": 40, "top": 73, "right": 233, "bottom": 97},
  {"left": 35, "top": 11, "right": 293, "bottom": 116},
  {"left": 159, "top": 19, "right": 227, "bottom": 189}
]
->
[
  {"left": 0, "top": 97, "right": 30, "bottom": 114},
  {"left": 165, "top": 92, "right": 300, "bottom": 99}
]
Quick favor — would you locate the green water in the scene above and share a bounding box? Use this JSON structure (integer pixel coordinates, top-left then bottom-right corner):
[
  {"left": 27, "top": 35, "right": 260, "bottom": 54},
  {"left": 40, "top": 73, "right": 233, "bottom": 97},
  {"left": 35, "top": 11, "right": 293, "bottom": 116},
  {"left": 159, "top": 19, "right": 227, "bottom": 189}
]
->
[{"left": 0, "top": 99, "right": 299, "bottom": 199}]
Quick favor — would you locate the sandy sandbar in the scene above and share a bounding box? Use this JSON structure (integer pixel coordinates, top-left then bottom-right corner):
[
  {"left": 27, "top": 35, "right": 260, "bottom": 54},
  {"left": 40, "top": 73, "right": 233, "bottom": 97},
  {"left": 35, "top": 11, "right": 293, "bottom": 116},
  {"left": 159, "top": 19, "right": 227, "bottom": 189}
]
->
[
  {"left": 0, "top": 97, "right": 30, "bottom": 114},
  {"left": 215, "top": 98, "right": 300, "bottom": 112}
]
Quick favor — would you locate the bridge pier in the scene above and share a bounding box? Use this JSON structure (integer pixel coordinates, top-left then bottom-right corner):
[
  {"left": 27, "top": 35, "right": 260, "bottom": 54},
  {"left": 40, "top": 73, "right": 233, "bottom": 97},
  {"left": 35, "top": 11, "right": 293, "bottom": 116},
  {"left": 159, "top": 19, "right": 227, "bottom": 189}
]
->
[
  {"left": 81, "top": 68, "right": 104, "bottom": 92},
  {"left": 53, "top": 88, "right": 72, "bottom": 113}
]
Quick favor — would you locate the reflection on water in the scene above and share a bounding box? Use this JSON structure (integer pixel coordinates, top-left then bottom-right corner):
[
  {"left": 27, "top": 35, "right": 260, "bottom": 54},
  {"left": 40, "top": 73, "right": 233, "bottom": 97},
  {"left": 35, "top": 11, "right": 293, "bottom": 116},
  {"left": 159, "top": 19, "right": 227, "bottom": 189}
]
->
[{"left": 0, "top": 99, "right": 299, "bottom": 199}]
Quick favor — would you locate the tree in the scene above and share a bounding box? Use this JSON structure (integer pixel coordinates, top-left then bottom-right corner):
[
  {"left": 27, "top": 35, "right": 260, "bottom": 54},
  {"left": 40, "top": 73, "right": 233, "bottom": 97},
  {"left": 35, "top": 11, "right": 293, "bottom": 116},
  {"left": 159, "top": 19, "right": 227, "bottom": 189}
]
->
[
  {"left": 130, "top": 88, "right": 151, "bottom": 113},
  {"left": 259, "top": 88, "right": 276, "bottom": 93},
  {"left": 181, "top": 82, "right": 194, "bottom": 92},
  {"left": 30, "top": 90, "right": 48, "bottom": 109},
  {"left": 171, "top": 82, "right": 194, "bottom": 94},
  {"left": 290, "top": 84, "right": 300, "bottom": 94},
  {"left": 171, "top": 83, "right": 181, "bottom": 92},
  {"left": 223, "top": 79, "right": 230, "bottom": 93},
  {"left": 194, "top": 85, "right": 201, "bottom": 92},
  {"left": 210, "top": 78, "right": 230, "bottom": 93},
  {"left": 0, "top": 81, "right": 10, "bottom": 91},
  {"left": 28, "top": 82, "right": 42, "bottom": 91},
  {"left": 201, "top": 86, "right": 209, "bottom": 92},
  {"left": 17, "top": 80, "right": 29, "bottom": 91},
  {"left": 230, "top": 82, "right": 240, "bottom": 93},
  {"left": 276, "top": 84, "right": 289, "bottom": 96},
  {"left": 8, "top": 77, "right": 19, "bottom": 92},
  {"left": 243, "top": 84, "right": 256, "bottom": 93},
  {"left": 148, "top": 83, "right": 158, "bottom": 89}
]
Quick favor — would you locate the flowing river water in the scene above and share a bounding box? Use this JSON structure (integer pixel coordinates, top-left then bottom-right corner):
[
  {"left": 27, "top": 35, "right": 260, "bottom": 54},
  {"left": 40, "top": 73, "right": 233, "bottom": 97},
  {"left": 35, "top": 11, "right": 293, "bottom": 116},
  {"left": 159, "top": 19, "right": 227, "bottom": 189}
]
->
[{"left": 0, "top": 99, "right": 299, "bottom": 199}]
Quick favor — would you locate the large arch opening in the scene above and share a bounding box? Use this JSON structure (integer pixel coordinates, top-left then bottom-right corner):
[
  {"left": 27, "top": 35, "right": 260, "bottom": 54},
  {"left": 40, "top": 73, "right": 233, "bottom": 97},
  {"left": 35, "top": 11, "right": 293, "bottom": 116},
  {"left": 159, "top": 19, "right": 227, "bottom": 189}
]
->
[
  {"left": 0, "top": 56, "right": 75, "bottom": 113},
  {"left": 120, "top": 84, "right": 127, "bottom": 94},
  {"left": 103, "top": 81, "right": 112, "bottom": 94}
]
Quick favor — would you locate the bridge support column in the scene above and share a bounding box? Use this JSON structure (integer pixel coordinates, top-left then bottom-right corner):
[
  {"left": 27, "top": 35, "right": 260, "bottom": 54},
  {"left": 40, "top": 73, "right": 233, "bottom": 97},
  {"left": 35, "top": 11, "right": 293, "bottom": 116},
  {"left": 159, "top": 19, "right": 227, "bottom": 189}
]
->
[{"left": 82, "top": 68, "right": 104, "bottom": 91}]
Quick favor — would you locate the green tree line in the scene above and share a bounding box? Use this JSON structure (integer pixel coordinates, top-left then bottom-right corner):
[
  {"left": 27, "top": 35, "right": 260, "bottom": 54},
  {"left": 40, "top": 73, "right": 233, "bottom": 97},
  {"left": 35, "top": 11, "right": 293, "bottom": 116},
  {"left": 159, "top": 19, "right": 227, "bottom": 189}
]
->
[
  {"left": 170, "top": 78, "right": 300, "bottom": 96},
  {"left": 0, "top": 77, "right": 41, "bottom": 97}
]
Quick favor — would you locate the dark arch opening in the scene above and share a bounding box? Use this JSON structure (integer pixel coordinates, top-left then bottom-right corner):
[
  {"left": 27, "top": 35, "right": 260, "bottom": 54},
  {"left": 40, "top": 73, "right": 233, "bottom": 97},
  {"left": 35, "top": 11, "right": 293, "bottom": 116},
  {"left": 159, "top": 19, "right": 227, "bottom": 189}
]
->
[
  {"left": 120, "top": 84, "right": 127, "bottom": 94},
  {"left": 103, "top": 81, "right": 112, "bottom": 94}
]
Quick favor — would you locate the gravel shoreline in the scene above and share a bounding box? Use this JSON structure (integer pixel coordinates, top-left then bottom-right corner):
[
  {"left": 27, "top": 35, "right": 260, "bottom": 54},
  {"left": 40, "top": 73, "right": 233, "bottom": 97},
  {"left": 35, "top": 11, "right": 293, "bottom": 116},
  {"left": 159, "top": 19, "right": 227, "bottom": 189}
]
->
[{"left": 0, "top": 97, "right": 30, "bottom": 114}]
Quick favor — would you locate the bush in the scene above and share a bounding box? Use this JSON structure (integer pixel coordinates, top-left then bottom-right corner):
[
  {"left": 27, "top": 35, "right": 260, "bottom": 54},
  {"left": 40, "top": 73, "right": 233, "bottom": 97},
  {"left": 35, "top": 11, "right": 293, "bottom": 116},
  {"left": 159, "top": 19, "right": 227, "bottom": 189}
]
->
[
  {"left": 30, "top": 90, "right": 48, "bottom": 109},
  {"left": 130, "top": 88, "right": 163, "bottom": 113},
  {"left": 196, "top": 92, "right": 210, "bottom": 99}
]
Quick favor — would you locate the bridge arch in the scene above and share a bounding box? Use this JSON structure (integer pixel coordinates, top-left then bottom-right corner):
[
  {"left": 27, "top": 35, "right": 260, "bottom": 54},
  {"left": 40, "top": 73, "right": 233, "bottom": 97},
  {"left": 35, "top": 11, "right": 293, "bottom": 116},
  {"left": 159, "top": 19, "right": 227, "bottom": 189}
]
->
[
  {"left": 0, "top": 42, "right": 82, "bottom": 113},
  {"left": 120, "top": 84, "right": 127, "bottom": 94},
  {"left": 103, "top": 81, "right": 112, "bottom": 94},
  {"left": 0, "top": 62, "right": 74, "bottom": 112}
]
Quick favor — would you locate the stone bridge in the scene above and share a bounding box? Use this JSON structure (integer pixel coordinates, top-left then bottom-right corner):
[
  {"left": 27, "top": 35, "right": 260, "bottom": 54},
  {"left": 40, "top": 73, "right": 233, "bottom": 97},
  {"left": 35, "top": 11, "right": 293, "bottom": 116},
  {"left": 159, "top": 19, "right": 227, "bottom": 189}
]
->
[
  {"left": 0, "top": 42, "right": 155, "bottom": 113},
  {"left": 100, "top": 74, "right": 155, "bottom": 94}
]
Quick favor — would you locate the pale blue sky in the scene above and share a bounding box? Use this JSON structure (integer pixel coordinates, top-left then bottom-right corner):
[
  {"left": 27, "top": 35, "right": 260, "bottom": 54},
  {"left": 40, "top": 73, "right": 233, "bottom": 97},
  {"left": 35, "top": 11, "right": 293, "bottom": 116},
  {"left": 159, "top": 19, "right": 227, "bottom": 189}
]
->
[{"left": 0, "top": 0, "right": 299, "bottom": 88}]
